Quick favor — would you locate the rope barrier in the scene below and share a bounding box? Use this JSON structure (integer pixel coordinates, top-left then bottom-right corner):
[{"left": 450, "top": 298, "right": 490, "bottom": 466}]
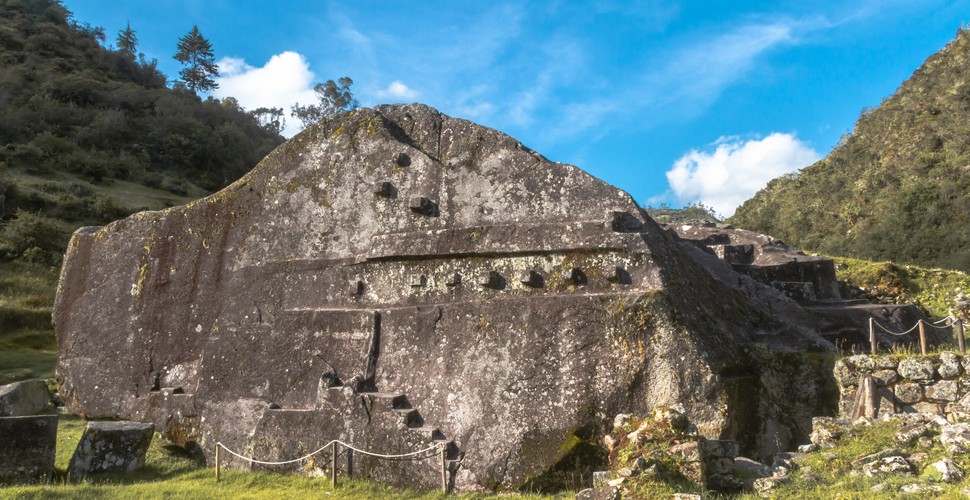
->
[
  {"left": 215, "top": 440, "right": 441, "bottom": 466},
  {"left": 872, "top": 319, "right": 920, "bottom": 336},
  {"left": 929, "top": 316, "right": 957, "bottom": 329}
]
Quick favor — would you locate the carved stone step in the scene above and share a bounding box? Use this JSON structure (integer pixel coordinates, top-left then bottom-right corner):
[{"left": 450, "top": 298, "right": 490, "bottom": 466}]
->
[
  {"left": 398, "top": 408, "right": 423, "bottom": 427},
  {"left": 408, "top": 426, "right": 445, "bottom": 441}
]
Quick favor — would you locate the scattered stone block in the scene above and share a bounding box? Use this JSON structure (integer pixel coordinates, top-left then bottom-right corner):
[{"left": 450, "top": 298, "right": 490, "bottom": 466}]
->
[
  {"left": 0, "top": 380, "right": 51, "bottom": 416},
  {"left": 895, "top": 423, "right": 933, "bottom": 446},
  {"left": 941, "top": 423, "right": 970, "bottom": 453},
  {"left": 851, "top": 447, "right": 902, "bottom": 468},
  {"left": 898, "top": 358, "right": 935, "bottom": 381},
  {"left": 810, "top": 417, "right": 851, "bottom": 446},
  {"left": 900, "top": 483, "right": 942, "bottom": 494},
  {"left": 0, "top": 415, "right": 57, "bottom": 485},
  {"left": 670, "top": 441, "right": 701, "bottom": 462},
  {"left": 924, "top": 457, "right": 963, "bottom": 483},
  {"left": 68, "top": 421, "right": 155, "bottom": 479},
  {"left": 753, "top": 475, "right": 788, "bottom": 497},
  {"left": 862, "top": 456, "right": 913, "bottom": 477}
]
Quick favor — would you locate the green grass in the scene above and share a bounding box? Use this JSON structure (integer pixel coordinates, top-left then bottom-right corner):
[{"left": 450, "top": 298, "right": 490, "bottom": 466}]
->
[
  {"left": 0, "top": 413, "right": 561, "bottom": 499},
  {"left": 0, "top": 260, "right": 57, "bottom": 384},
  {"left": 732, "top": 419, "right": 970, "bottom": 499},
  {"left": 834, "top": 256, "right": 970, "bottom": 319}
]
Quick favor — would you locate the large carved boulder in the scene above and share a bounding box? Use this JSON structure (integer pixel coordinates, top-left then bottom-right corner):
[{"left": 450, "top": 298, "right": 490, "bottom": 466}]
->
[{"left": 54, "top": 104, "right": 835, "bottom": 491}]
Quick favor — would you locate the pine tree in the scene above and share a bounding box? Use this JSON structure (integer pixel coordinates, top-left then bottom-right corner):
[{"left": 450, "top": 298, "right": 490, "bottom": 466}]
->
[
  {"left": 173, "top": 25, "right": 219, "bottom": 94},
  {"left": 116, "top": 22, "right": 137, "bottom": 59}
]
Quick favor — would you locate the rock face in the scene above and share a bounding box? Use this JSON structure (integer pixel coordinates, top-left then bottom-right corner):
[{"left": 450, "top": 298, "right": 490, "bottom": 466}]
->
[
  {"left": 0, "top": 380, "right": 51, "bottom": 416},
  {"left": 54, "top": 104, "right": 835, "bottom": 491},
  {"left": 68, "top": 421, "right": 154, "bottom": 479},
  {"left": 0, "top": 415, "right": 58, "bottom": 484}
]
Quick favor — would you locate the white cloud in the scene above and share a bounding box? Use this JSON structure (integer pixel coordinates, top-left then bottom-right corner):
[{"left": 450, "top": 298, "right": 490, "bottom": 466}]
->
[
  {"left": 213, "top": 51, "right": 319, "bottom": 138},
  {"left": 375, "top": 81, "right": 420, "bottom": 101},
  {"left": 666, "top": 133, "right": 820, "bottom": 217}
]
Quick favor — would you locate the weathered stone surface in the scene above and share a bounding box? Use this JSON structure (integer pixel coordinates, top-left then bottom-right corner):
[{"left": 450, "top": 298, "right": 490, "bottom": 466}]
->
[
  {"left": 68, "top": 421, "right": 154, "bottom": 479},
  {"left": 700, "top": 439, "right": 738, "bottom": 459},
  {"left": 900, "top": 483, "right": 942, "bottom": 494},
  {"left": 871, "top": 369, "right": 898, "bottom": 386},
  {"left": 898, "top": 358, "right": 935, "bottom": 381},
  {"left": 924, "top": 457, "right": 963, "bottom": 483},
  {"left": 941, "top": 423, "right": 970, "bottom": 453},
  {"left": 810, "top": 417, "right": 851, "bottom": 446},
  {"left": 753, "top": 475, "right": 788, "bottom": 497},
  {"left": 895, "top": 383, "right": 924, "bottom": 404},
  {"left": 939, "top": 352, "right": 961, "bottom": 379},
  {"left": 53, "top": 104, "right": 837, "bottom": 491},
  {"left": 851, "top": 447, "right": 901, "bottom": 468},
  {"left": 925, "top": 380, "right": 960, "bottom": 402},
  {"left": 0, "top": 415, "right": 57, "bottom": 485},
  {"left": 0, "top": 380, "right": 51, "bottom": 416},
  {"left": 895, "top": 423, "right": 933, "bottom": 446},
  {"left": 862, "top": 456, "right": 913, "bottom": 477}
]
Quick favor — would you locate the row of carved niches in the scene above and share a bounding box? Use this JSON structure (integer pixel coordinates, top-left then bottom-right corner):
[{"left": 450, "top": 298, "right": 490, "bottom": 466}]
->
[{"left": 348, "top": 266, "right": 633, "bottom": 296}]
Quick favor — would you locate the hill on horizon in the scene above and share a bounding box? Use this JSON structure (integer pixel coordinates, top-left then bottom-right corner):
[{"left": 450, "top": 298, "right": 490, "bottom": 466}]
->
[{"left": 730, "top": 27, "right": 970, "bottom": 273}]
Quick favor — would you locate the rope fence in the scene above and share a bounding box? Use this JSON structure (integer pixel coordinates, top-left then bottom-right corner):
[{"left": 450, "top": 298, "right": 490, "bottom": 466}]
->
[
  {"left": 214, "top": 439, "right": 449, "bottom": 492},
  {"left": 868, "top": 316, "right": 965, "bottom": 355}
]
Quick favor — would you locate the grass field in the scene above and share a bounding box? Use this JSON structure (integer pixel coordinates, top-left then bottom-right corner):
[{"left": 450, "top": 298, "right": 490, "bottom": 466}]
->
[{"left": 1, "top": 413, "right": 563, "bottom": 499}]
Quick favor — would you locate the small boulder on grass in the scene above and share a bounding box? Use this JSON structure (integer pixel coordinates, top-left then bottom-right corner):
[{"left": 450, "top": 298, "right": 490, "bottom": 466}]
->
[
  {"left": 923, "top": 457, "right": 964, "bottom": 483},
  {"left": 68, "top": 421, "right": 154, "bottom": 480}
]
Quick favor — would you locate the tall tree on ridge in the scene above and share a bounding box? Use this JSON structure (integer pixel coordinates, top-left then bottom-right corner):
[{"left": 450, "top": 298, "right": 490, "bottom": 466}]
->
[
  {"left": 291, "top": 77, "right": 359, "bottom": 128},
  {"left": 174, "top": 25, "right": 219, "bottom": 94},
  {"left": 116, "top": 22, "right": 137, "bottom": 59}
]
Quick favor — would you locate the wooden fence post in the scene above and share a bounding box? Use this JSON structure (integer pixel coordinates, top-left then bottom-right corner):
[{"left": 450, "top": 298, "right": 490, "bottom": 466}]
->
[
  {"left": 440, "top": 443, "right": 447, "bottom": 493},
  {"left": 215, "top": 444, "right": 221, "bottom": 482},
  {"left": 958, "top": 319, "right": 966, "bottom": 354},
  {"left": 869, "top": 318, "right": 877, "bottom": 355},
  {"left": 919, "top": 320, "right": 928, "bottom": 355},
  {"left": 331, "top": 442, "right": 337, "bottom": 489}
]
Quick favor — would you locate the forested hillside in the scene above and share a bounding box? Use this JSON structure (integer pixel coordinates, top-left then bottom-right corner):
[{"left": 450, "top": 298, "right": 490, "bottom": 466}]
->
[
  {"left": 731, "top": 28, "right": 970, "bottom": 272},
  {"left": 0, "top": 0, "right": 284, "bottom": 266}
]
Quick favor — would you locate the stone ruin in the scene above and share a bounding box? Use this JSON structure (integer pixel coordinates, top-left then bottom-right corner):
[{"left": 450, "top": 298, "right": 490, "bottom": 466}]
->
[
  {"left": 665, "top": 222, "right": 941, "bottom": 351},
  {"left": 55, "top": 104, "right": 843, "bottom": 492}
]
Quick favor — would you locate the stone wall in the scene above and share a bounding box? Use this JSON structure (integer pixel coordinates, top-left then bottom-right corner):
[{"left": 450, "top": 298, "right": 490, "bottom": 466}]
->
[{"left": 835, "top": 353, "right": 970, "bottom": 418}]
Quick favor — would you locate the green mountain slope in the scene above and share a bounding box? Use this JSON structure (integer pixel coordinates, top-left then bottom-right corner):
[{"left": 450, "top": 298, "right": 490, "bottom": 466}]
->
[
  {"left": 731, "top": 27, "right": 970, "bottom": 272},
  {"left": 0, "top": 0, "right": 284, "bottom": 266},
  {"left": 0, "top": 0, "right": 285, "bottom": 381}
]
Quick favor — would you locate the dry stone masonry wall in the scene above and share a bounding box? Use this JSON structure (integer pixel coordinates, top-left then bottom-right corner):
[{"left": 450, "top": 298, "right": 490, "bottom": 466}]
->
[{"left": 835, "top": 353, "right": 970, "bottom": 418}]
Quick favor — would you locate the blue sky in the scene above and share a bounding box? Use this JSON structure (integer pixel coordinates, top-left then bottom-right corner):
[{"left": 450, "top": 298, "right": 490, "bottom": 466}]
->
[{"left": 65, "top": 0, "right": 970, "bottom": 216}]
